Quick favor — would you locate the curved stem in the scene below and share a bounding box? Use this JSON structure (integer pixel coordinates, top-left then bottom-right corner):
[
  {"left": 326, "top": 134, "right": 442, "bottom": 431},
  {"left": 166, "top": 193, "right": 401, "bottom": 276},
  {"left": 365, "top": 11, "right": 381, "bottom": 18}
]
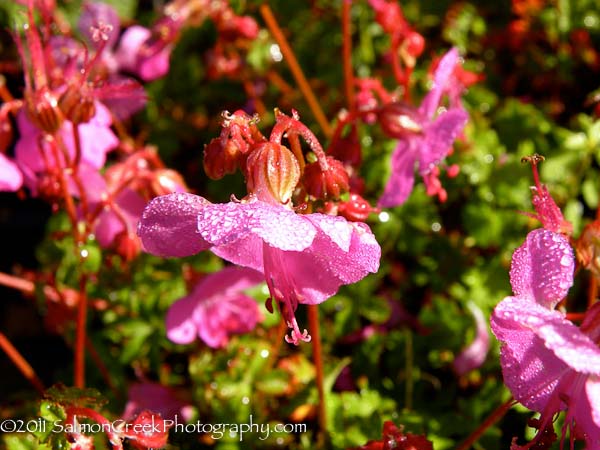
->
[
  {"left": 0, "top": 331, "right": 45, "bottom": 394},
  {"left": 74, "top": 275, "right": 88, "bottom": 388},
  {"left": 259, "top": 4, "right": 332, "bottom": 138}
]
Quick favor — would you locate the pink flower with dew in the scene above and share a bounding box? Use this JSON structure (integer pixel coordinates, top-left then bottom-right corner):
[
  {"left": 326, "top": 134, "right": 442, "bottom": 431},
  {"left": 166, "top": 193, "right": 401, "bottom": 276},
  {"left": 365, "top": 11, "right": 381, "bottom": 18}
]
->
[
  {"left": 166, "top": 266, "right": 264, "bottom": 348},
  {"left": 0, "top": 153, "right": 23, "bottom": 192},
  {"left": 137, "top": 192, "right": 381, "bottom": 345},
  {"left": 122, "top": 382, "right": 194, "bottom": 422},
  {"left": 453, "top": 302, "right": 490, "bottom": 376},
  {"left": 378, "top": 48, "right": 468, "bottom": 207},
  {"left": 14, "top": 103, "right": 118, "bottom": 194},
  {"left": 491, "top": 299, "right": 600, "bottom": 449},
  {"left": 115, "top": 26, "right": 173, "bottom": 82}
]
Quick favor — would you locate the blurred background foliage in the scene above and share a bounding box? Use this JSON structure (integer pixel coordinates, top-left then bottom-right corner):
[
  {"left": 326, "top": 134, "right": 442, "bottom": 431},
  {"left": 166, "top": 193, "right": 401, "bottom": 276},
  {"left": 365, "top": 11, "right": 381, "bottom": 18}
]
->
[{"left": 1, "top": 0, "right": 599, "bottom": 449}]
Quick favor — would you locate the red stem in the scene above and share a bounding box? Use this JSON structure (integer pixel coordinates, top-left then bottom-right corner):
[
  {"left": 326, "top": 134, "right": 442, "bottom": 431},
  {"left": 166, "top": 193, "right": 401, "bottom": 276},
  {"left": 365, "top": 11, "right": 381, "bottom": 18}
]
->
[
  {"left": 307, "top": 305, "right": 327, "bottom": 440},
  {"left": 456, "top": 397, "right": 516, "bottom": 450},
  {"left": 0, "top": 331, "right": 45, "bottom": 394},
  {"left": 259, "top": 4, "right": 333, "bottom": 138},
  {"left": 74, "top": 275, "right": 88, "bottom": 388},
  {"left": 342, "top": 0, "right": 355, "bottom": 113},
  {"left": 66, "top": 406, "right": 124, "bottom": 450}
]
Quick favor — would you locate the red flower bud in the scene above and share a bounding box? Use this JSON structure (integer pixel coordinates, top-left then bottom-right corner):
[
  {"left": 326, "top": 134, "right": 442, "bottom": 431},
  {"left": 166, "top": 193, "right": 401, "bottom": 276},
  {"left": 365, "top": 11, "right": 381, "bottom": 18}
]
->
[
  {"left": 125, "top": 411, "right": 170, "bottom": 449},
  {"left": 338, "top": 193, "right": 377, "bottom": 222},
  {"left": 576, "top": 221, "right": 600, "bottom": 278},
  {"left": 203, "top": 137, "right": 241, "bottom": 180},
  {"left": 26, "top": 88, "right": 64, "bottom": 134},
  {"left": 114, "top": 231, "right": 141, "bottom": 262},
  {"left": 303, "top": 157, "right": 349, "bottom": 200},
  {"left": 245, "top": 142, "right": 300, "bottom": 204},
  {"left": 378, "top": 102, "right": 424, "bottom": 139},
  {"left": 403, "top": 31, "right": 425, "bottom": 58},
  {"left": 59, "top": 83, "right": 96, "bottom": 125}
]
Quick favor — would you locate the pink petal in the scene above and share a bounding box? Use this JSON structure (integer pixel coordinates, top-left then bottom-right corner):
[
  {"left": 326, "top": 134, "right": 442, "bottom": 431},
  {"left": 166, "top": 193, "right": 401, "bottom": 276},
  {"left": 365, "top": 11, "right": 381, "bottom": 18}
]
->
[
  {"left": 115, "top": 26, "right": 150, "bottom": 73},
  {"left": 491, "top": 296, "right": 570, "bottom": 411},
  {"left": 509, "top": 229, "right": 574, "bottom": 308},
  {"left": 197, "top": 200, "right": 316, "bottom": 251},
  {"left": 189, "top": 266, "right": 263, "bottom": 301},
  {"left": 419, "top": 47, "right": 460, "bottom": 119},
  {"left": 418, "top": 108, "right": 468, "bottom": 172},
  {"left": 0, "top": 153, "right": 23, "bottom": 192},
  {"left": 453, "top": 302, "right": 490, "bottom": 376},
  {"left": 122, "top": 382, "right": 192, "bottom": 422},
  {"left": 138, "top": 192, "right": 212, "bottom": 257},
  {"left": 378, "top": 140, "right": 417, "bottom": 207},
  {"left": 586, "top": 377, "right": 600, "bottom": 434},
  {"left": 95, "top": 188, "right": 146, "bottom": 248},
  {"left": 211, "top": 236, "right": 265, "bottom": 272},
  {"left": 139, "top": 45, "right": 172, "bottom": 81},
  {"left": 165, "top": 294, "right": 198, "bottom": 344}
]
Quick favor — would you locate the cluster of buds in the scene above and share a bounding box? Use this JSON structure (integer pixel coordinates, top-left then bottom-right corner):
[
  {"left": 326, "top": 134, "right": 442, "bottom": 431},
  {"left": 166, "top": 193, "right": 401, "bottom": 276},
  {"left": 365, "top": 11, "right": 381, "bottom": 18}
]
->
[{"left": 203, "top": 109, "right": 357, "bottom": 209}]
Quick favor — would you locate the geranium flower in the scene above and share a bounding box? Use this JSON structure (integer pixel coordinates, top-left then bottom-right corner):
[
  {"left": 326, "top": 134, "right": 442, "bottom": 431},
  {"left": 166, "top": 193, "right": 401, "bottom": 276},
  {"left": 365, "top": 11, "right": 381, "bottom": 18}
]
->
[
  {"left": 378, "top": 48, "right": 469, "bottom": 207},
  {"left": 137, "top": 192, "right": 381, "bottom": 345},
  {"left": 166, "top": 266, "right": 264, "bottom": 348},
  {"left": 491, "top": 298, "right": 600, "bottom": 449},
  {"left": 14, "top": 103, "right": 118, "bottom": 194}
]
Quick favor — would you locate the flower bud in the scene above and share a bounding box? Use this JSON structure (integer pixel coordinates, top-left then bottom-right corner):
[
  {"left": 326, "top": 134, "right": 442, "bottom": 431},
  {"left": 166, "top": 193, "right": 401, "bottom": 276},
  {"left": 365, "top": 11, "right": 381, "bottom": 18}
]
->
[
  {"left": 338, "top": 193, "right": 377, "bottom": 222},
  {"left": 115, "top": 231, "right": 141, "bottom": 262},
  {"left": 26, "top": 88, "right": 64, "bottom": 134},
  {"left": 303, "top": 157, "right": 349, "bottom": 200},
  {"left": 328, "top": 125, "right": 361, "bottom": 167},
  {"left": 245, "top": 142, "right": 300, "bottom": 204},
  {"left": 378, "top": 102, "right": 424, "bottom": 139},
  {"left": 59, "top": 83, "right": 96, "bottom": 125},
  {"left": 203, "top": 137, "right": 241, "bottom": 180},
  {"left": 150, "top": 169, "right": 187, "bottom": 196},
  {"left": 125, "top": 411, "right": 169, "bottom": 449}
]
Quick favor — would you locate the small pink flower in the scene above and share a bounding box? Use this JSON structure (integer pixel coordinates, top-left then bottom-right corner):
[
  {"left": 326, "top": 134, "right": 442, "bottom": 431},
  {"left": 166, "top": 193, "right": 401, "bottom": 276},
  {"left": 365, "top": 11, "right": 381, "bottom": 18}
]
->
[
  {"left": 115, "top": 26, "right": 173, "bottom": 82},
  {"left": 0, "top": 153, "right": 23, "bottom": 192},
  {"left": 122, "top": 382, "right": 194, "bottom": 422},
  {"left": 166, "top": 266, "right": 264, "bottom": 348},
  {"left": 138, "top": 192, "right": 381, "bottom": 345},
  {"left": 453, "top": 302, "right": 490, "bottom": 376},
  {"left": 378, "top": 48, "right": 468, "bottom": 207}
]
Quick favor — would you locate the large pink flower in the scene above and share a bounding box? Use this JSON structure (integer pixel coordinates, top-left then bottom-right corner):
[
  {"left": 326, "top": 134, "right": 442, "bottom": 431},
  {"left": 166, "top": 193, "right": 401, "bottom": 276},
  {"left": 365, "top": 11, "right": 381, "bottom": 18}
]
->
[
  {"left": 491, "top": 299, "right": 600, "bottom": 449},
  {"left": 490, "top": 226, "right": 600, "bottom": 447},
  {"left": 379, "top": 48, "right": 469, "bottom": 207},
  {"left": 166, "top": 266, "right": 264, "bottom": 348},
  {"left": 137, "top": 192, "right": 381, "bottom": 344}
]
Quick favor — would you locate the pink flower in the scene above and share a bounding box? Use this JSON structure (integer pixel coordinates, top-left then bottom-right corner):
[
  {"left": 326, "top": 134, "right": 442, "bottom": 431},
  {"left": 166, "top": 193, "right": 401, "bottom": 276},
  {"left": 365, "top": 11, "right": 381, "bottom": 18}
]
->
[
  {"left": 378, "top": 48, "right": 468, "bottom": 207},
  {"left": 94, "top": 188, "right": 147, "bottom": 248},
  {"left": 137, "top": 192, "right": 381, "bottom": 344},
  {"left": 15, "top": 103, "right": 118, "bottom": 194},
  {"left": 0, "top": 153, "right": 23, "bottom": 192},
  {"left": 490, "top": 224, "right": 600, "bottom": 447},
  {"left": 122, "top": 382, "right": 194, "bottom": 422},
  {"left": 115, "top": 26, "right": 173, "bottom": 82},
  {"left": 453, "top": 302, "right": 490, "bottom": 376},
  {"left": 491, "top": 299, "right": 600, "bottom": 449},
  {"left": 166, "top": 266, "right": 264, "bottom": 348}
]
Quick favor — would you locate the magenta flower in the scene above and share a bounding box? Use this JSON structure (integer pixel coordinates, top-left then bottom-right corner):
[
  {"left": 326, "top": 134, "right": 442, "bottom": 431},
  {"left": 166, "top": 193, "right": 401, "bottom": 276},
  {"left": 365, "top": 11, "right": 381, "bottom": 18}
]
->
[
  {"left": 14, "top": 103, "right": 118, "bottom": 194},
  {"left": 378, "top": 48, "right": 468, "bottom": 207},
  {"left": 166, "top": 266, "right": 264, "bottom": 348},
  {"left": 0, "top": 153, "right": 23, "bottom": 192},
  {"left": 138, "top": 192, "right": 381, "bottom": 345},
  {"left": 122, "top": 382, "right": 194, "bottom": 422},
  {"left": 491, "top": 298, "right": 600, "bottom": 449},
  {"left": 453, "top": 302, "right": 490, "bottom": 376},
  {"left": 115, "top": 25, "right": 174, "bottom": 82}
]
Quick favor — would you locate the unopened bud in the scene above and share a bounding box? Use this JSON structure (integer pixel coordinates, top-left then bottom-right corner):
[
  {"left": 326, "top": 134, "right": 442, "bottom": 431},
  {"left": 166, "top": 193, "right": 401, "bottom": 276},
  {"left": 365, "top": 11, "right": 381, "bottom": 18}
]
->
[
  {"left": 576, "top": 221, "right": 600, "bottom": 278},
  {"left": 303, "top": 157, "right": 349, "bottom": 200},
  {"left": 203, "top": 137, "right": 241, "bottom": 179},
  {"left": 114, "top": 231, "right": 141, "bottom": 262},
  {"left": 150, "top": 169, "right": 187, "bottom": 196},
  {"left": 125, "top": 411, "right": 169, "bottom": 449},
  {"left": 26, "top": 88, "right": 64, "bottom": 134},
  {"left": 338, "top": 193, "right": 377, "bottom": 222},
  {"left": 378, "top": 102, "right": 424, "bottom": 139},
  {"left": 245, "top": 142, "right": 300, "bottom": 204},
  {"left": 59, "top": 83, "right": 96, "bottom": 125}
]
